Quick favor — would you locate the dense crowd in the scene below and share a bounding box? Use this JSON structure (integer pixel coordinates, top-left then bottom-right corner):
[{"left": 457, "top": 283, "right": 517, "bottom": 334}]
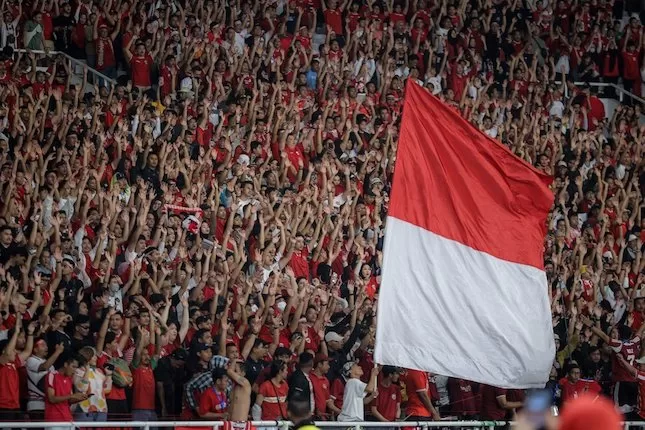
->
[{"left": 0, "top": 0, "right": 643, "bottom": 425}]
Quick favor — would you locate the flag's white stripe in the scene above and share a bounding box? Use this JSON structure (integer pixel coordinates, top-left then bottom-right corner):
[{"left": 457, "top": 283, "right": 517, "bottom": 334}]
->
[{"left": 374, "top": 217, "right": 554, "bottom": 389}]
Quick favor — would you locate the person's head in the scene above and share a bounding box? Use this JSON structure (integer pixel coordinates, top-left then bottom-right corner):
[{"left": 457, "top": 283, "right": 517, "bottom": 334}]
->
[
  {"left": 588, "top": 346, "right": 601, "bottom": 363},
  {"left": 250, "top": 338, "right": 269, "bottom": 358},
  {"left": 298, "top": 352, "right": 314, "bottom": 374},
  {"left": 33, "top": 338, "right": 49, "bottom": 358},
  {"left": 226, "top": 342, "right": 239, "bottom": 361},
  {"left": 269, "top": 359, "right": 289, "bottom": 381},
  {"left": 170, "top": 348, "right": 188, "bottom": 368},
  {"left": 381, "top": 365, "right": 399, "bottom": 382},
  {"left": 567, "top": 363, "right": 581, "bottom": 383},
  {"left": 78, "top": 346, "right": 97, "bottom": 366},
  {"left": 61, "top": 356, "right": 80, "bottom": 377},
  {"left": 211, "top": 366, "right": 229, "bottom": 391},
  {"left": 0, "top": 225, "right": 12, "bottom": 246},
  {"left": 313, "top": 353, "right": 329, "bottom": 374},
  {"left": 287, "top": 395, "right": 313, "bottom": 423}
]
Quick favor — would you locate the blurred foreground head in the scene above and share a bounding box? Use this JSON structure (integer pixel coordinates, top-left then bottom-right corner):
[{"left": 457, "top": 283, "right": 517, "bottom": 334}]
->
[{"left": 559, "top": 395, "right": 622, "bottom": 430}]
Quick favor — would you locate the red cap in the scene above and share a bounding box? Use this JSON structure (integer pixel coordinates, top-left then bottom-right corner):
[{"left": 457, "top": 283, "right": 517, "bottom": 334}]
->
[{"left": 559, "top": 395, "right": 622, "bottom": 430}]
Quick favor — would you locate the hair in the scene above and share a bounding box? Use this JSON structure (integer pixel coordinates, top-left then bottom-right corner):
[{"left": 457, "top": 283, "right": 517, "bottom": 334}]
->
[
  {"left": 287, "top": 394, "right": 312, "bottom": 421},
  {"left": 78, "top": 346, "right": 96, "bottom": 362},
  {"left": 211, "top": 366, "right": 227, "bottom": 381},
  {"left": 269, "top": 359, "right": 287, "bottom": 379},
  {"left": 299, "top": 352, "right": 314, "bottom": 368}
]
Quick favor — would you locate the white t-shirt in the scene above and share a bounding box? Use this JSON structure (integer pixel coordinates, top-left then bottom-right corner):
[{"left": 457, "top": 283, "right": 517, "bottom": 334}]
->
[
  {"left": 337, "top": 378, "right": 367, "bottom": 422},
  {"left": 26, "top": 355, "right": 51, "bottom": 411}
]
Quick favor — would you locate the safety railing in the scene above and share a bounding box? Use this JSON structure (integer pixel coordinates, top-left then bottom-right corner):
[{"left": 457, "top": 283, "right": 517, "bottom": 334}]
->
[
  {"left": 14, "top": 48, "right": 117, "bottom": 86},
  {"left": 0, "top": 421, "right": 644, "bottom": 429},
  {"left": 557, "top": 80, "right": 645, "bottom": 105}
]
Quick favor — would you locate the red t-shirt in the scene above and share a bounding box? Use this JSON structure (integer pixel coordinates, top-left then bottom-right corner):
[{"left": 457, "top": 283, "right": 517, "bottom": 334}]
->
[
  {"left": 558, "top": 377, "right": 601, "bottom": 404},
  {"left": 290, "top": 248, "right": 310, "bottom": 279},
  {"left": 131, "top": 54, "right": 153, "bottom": 87},
  {"left": 44, "top": 371, "right": 73, "bottom": 421},
  {"left": 324, "top": 9, "right": 343, "bottom": 34},
  {"left": 403, "top": 370, "right": 431, "bottom": 417},
  {"left": 371, "top": 380, "right": 401, "bottom": 421},
  {"left": 132, "top": 364, "right": 156, "bottom": 410},
  {"left": 480, "top": 385, "right": 507, "bottom": 420},
  {"left": 258, "top": 380, "right": 289, "bottom": 419},
  {"left": 447, "top": 378, "right": 479, "bottom": 416},
  {"left": 309, "top": 372, "right": 331, "bottom": 417},
  {"left": 610, "top": 337, "right": 641, "bottom": 382},
  {"left": 198, "top": 387, "right": 228, "bottom": 417},
  {"left": 622, "top": 50, "right": 640, "bottom": 80},
  {"left": 0, "top": 357, "right": 21, "bottom": 409}
]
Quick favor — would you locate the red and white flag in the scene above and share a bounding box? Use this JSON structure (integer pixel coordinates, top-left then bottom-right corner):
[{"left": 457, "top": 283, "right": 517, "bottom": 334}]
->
[{"left": 374, "top": 81, "right": 555, "bottom": 388}]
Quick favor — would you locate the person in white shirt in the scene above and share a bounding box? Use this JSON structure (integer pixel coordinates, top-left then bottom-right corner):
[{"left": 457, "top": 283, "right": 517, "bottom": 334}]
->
[
  {"left": 26, "top": 339, "right": 65, "bottom": 420},
  {"left": 337, "top": 361, "right": 379, "bottom": 422}
]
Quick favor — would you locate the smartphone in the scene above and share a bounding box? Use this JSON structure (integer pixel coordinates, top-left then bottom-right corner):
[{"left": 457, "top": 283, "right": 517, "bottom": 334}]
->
[{"left": 525, "top": 389, "right": 553, "bottom": 430}]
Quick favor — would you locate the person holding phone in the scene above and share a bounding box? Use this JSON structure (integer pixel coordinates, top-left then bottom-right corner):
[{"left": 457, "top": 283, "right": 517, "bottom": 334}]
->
[{"left": 45, "top": 355, "right": 90, "bottom": 430}]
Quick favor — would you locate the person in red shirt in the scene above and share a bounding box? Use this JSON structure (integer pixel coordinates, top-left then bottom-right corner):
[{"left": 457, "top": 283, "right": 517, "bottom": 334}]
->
[
  {"left": 370, "top": 366, "right": 401, "bottom": 422},
  {"left": 198, "top": 367, "right": 230, "bottom": 419},
  {"left": 131, "top": 332, "right": 158, "bottom": 422},
  {"left": 124, "top": 36, "right": 157, "bottom": 91},
  {"left": 617, "top": 355, "right": 645, "bottom": 420},
  {"left": 309, "top": 354, "right": 339, "bottom": 419},
  {"left": 253, "top": 360, "right": 289, "bottom": 420},
  {"left": 401, "top": 369, "right": 441, "bottom": 420},
  {"left": 0, "top": 316, "right": 35, "bottom": 420},
  {"left": 621, "top": 40, "right": 642, "bottom": 96},
  {"left": 480, "top": 384, "right": 523, "bottom": 420},
  {"left": 93, "top": 21, "right": 120, "bottom": 83},
  {"left": 322, "top": 0, "right": 344, "bottom": 37},
  {"left": 559, "top": 363, "right": 602, "bottom": 405},
  {"left": 290, "top": 234, "right": 311, "bottom": 279},
  {"left": 447, "top": 378, "right": 479, "bottom": 419},
  {"left": 45, "top": 356, "right": 89, "bottom": 422}
]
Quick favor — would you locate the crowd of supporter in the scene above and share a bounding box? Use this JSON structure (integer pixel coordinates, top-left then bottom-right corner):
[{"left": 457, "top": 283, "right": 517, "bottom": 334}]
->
[{"left": 0, "top": 0, "right": 643, "bottom": 424}]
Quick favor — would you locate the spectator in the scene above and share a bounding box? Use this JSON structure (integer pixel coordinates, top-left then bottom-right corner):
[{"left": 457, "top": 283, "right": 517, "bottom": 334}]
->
[
  {"left": 73, "top": 346, "right": 112, "bottom": 422},
  {"left": 369, "top": 365, "right": 401, "bottom": 422},
  {"left": 26, "top": 340, "right": 65, "bottom": 421},
  {"left": 287, "top": 352, "right": 315, "bottom": 412},
  {"left": 336, "top": 361, "right": 377, "bottom": 422},
  {"left": 252, "top": 359, "right": 289, "bottom": 420},
  {"left": 309, "top": 353, "right": 339, "bottom": 419},
  {"left": 401, "top": 368, "right": 441, "bottom": 421},
  {"left": 44, "top": 355, "right": 89, "bottom": 427}
]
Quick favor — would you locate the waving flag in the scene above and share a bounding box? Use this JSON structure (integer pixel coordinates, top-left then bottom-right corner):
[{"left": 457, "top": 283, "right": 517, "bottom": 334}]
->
[{"left": 374, "top": 81, "right": 555, "bottom": 388}]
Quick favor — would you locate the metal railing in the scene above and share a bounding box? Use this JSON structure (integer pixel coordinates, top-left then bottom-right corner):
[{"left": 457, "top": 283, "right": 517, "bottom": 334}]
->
[
  {"left": 558, "top": 80, "right": 645, "bottom": 105},
  {"left": 14, "top": 48, "right": 116, "bottom": 86},
  {"left": 0, "top": 421, "right": 644, "bottom": 429}
]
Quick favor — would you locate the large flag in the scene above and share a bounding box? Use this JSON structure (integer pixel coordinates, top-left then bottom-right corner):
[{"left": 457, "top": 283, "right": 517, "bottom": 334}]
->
[{"left": 374, "top": 81, "right": 555, "bottom": 389}]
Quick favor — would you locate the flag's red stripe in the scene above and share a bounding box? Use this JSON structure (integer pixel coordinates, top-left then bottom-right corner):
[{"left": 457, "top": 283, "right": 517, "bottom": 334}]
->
[{"left": 389, "top": 81, "right": 553, "bottom": 270}]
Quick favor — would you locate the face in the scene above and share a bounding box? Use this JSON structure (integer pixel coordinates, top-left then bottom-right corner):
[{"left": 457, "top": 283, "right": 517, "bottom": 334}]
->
[{"left": 63, "top": 359, "right": 79, "bottom": 376}]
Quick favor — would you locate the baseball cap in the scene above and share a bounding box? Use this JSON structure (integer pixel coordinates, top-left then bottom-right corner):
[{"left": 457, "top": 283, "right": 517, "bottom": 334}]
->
[
  {"left": 171, "top": 348, "right": 189, "bottom": 361},
  {"left": 325, "top": 331, "right": 343, "bottom": 343},
  {"left": 628, "top": 234, "right": 638, "bottom": 242}
]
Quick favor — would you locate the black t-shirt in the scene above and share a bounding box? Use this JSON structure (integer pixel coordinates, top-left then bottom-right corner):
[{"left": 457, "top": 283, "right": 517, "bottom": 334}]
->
[
  {"left": 244, "top": 358, "right": 268, "bottom": 385},
  {"left": 52, "top": 14, "right": 75, "bottom": 51}
]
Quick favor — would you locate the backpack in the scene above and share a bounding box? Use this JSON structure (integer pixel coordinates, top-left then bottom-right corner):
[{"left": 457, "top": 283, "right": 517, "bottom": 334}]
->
[{"left": 107, "top": 357, "right": 133, "bottom": 388}]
